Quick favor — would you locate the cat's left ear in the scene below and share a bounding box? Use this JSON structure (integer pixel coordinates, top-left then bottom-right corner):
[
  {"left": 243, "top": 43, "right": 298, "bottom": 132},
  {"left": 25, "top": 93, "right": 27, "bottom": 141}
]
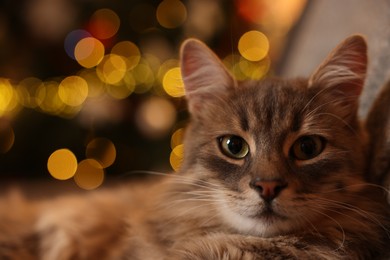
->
[
  {"left": 180, "top": 39, "right": 236, "bottom": 114},
  {"left": 308, "top": 35, "right": 367, "bottom": 114}
]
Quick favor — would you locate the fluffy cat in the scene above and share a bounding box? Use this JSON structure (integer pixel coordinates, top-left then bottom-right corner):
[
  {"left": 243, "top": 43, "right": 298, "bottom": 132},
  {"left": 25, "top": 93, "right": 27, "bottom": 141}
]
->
[{"left": 0, "top": 35, "right": 389, "bottom": 260}]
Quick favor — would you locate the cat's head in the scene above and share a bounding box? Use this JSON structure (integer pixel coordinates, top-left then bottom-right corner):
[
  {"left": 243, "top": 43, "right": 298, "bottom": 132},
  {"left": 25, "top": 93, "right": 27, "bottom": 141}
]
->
[{"left": 178, "top": 36, "right": 369, "bottom": 237}]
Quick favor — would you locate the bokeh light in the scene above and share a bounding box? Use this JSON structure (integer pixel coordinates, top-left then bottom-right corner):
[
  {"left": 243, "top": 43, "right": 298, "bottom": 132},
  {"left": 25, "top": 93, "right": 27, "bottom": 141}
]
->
[
  {"left": 163, "top": 67, "right": 185, "bottom": 97},
  {"left": 17, "top": 77, "right": 44, "bottom": 109},
  {"left": 47, "top": 149, "right": 78, "bottom": 180},
  {"left": 132, "top": 61, "right": 155, "bottom": 94},
  {"left": 237, "top": 0, "right": 265, "bottom": 25},
  {"left": 89, "top": 9, "right": 120, "bottom": 40},
  {"left": 238, "top": 56, "right": 270, "bottom": 80},
  {"left": 96, "top": 54, "right": 127, "bottom": 85},
  {"left": 106, "top": 73, "right": 136, "bottom": 99},
  {"left": 238, "top": 30, "right": 269, "bottom": 61},
  {"left": 73, "top": 159, "right": 105, "bottom": 190},
  {"left": 223, "top": 54, "right": 245, "bottom": 81},
  {"left": 58, "top": 105, "right": 82, "bottom": 119},
  {"left": 170, "top": 127, "right": 185, "bottom": 149},
  {"left": 0, "top": 79, "right": 18, "bottom": 116},
  {"left": 74, "top": 37, "right": 105, "bottom": 68},
  {"left": 78, "top": 69, "right": 106, "bottom": 98},
  {"left": 170, "top": 144, "right": 183, "bottom": 171},
  {"left": 156, "top": 0, "right": 187, "bottom": 29},
  {"left": 0, "top": 121, "right": 15, "bottom": 153},
  {"left": 64, "top": 29, "right": 92, "bottom": 60},
  {"left": 58, "top": 76, "right": 89, "bottom": 107},
  {"left": 111, "top": 41, "right": 141, "bottom": 70},
  {"left": 136, "top": 97, "right": 177, "bottom": 139},
  {"left": 157, "top": 59, "right": 179, "bottom": 82},
  {"left": 223, "top": 54, "right": 271, "bottom": 81},
  {"left": 37, "top": 81, "right": 66, "bottom": 115},
  {"left": 86, "top": 137, "right": 116, "bottom": 168}
]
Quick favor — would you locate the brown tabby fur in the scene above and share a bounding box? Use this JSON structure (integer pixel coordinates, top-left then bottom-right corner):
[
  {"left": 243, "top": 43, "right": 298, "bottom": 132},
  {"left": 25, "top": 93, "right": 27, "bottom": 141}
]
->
[{"left": 0, "top": 35, "right": 389, "bottom": 259}]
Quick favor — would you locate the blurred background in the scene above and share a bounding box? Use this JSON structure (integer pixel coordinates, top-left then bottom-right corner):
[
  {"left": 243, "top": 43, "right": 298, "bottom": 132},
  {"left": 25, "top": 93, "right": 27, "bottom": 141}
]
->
[{"left": 0, "top": 0, "right": 389, "bottom": 193}]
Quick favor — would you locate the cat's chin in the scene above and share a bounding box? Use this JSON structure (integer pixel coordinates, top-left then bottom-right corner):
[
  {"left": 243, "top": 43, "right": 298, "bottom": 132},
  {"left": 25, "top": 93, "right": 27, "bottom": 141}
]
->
[{"left": 219, "top": 206, "right": 294, "bottom": 237}]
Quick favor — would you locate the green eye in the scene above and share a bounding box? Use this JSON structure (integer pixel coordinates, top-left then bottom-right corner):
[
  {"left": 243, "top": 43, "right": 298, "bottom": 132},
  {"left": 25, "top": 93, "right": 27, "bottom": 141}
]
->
[
  {"left": 219, "top": 135, "right": 249, "bottom": 159},
  {"left": 290, "top": 135, "right": 325, "bottom": 160}
]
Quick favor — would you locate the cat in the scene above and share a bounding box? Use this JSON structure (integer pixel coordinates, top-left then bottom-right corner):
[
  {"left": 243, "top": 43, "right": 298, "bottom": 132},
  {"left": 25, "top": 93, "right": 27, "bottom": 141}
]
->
[
  {"left": 0, "top": 35, "right": 389, "bottom": 260},
  {"left": 366, "top": 79, "right": 390, "bottom": 201}
]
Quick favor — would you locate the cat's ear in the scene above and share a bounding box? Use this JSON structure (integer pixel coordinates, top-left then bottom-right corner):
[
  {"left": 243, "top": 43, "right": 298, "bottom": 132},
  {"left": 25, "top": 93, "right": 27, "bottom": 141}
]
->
[
  {"left": 308, "top": 35, "right": 367, "bottom": 114},
  {"left": 365, "top": 80, "right": 390, "bottom": 189},
  {"left": 180, "top": 39, "right": 236, "bottom": 114}
]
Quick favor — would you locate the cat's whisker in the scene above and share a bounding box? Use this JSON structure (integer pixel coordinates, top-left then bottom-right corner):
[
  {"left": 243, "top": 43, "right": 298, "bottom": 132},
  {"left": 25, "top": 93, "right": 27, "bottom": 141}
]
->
[
  {"left": 315, "top": 197, "right": 390, "bottom": 235},
  {"left": 184, "top": 192, "right": 226, "bottom": 199},
  {"left": 320, "top": 182, "right": 390, "bottom": 194},
  {"left": 168, "top": 182, "right": 222, "bottom": 193},
  {"left": 158, "top": 192, "right": 220, "bottom": 208},
  {"left": 185, "top": 190, "right": 223, "bottom": 194},
  {"left": 315, "top": 201, "right": 374, "bottom": 229},
  {"left": 305, "top": 95, "right": 359, "bottom": 119},
  {"left": 171, "top": 178, "right": 220, "bottom": 188},
  {"left": 309, "top": 196, "right": 390, "bottom": 242},
  {"left": 297, "top": 213, "right": 322, "bottom": 236},
  {"left": 120, "top": 170, "right": 223, "bottom": 190},
  {"left": 119, "top": 170, "right": 171, "bottom": 178},
  {"left": 160, "top": 186, "right": 230, "bottom": 204},
  {"left": 162, "top": 189, "right": 227, "bottom": 203},
  {"left": 315, "top": 112, "right": 357, "bottom": 135},
  {"left": 162, "top": 202, "right": 221, "bottom": 226},
  {"left": 168, "top": 175, "right": 222, "bottom": 189},
  {"left": 170, "top": 197, "right": 226, "bottom": 204},
  {"left": 308, "top": 207, "right": 346, "bottom": 252},
  {"left": 301, "top": 85, "right": 334, "bottom": 113}
]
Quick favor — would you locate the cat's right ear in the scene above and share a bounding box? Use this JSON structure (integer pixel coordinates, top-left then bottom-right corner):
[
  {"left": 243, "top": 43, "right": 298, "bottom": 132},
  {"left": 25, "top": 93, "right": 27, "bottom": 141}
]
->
[
  {"left": 308, "top": 35, "right": 367, "bottom": 120},
  {"left": 365, "top": 80, "right": 390, "bottom": 188},
  {"left": 180, "top": 39, "right": 236, "bottom": 114}
]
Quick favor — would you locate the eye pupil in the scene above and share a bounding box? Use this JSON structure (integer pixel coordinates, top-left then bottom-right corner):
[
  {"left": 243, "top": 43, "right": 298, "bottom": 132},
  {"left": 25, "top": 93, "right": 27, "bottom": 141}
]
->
[
  {"left": 300, "top": 137, "right": 316, "bottom": 156},
  {"left": 227, "top": 137, "right": 243, "bottom": 155},
  {"left": 219, "top": 135, "right": 249, "bottom": 159},
  {"left": 291, "top": 135, "right": 325, "bottom": 160}
]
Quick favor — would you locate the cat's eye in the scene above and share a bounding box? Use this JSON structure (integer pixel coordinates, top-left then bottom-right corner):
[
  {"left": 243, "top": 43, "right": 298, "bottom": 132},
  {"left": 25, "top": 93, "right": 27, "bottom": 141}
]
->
[
  {"left": 290, "top": 135, "right": 325, "bottom": 160},
  {"left": 219, "top": 135, "right": 249, "bottom": 159}
]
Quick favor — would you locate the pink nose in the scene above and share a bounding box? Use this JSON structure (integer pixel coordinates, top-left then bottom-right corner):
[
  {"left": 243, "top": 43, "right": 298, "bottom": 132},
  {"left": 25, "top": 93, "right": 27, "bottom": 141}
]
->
[{"left": 250, "top": 180, "right": 287, "bottom": 202}]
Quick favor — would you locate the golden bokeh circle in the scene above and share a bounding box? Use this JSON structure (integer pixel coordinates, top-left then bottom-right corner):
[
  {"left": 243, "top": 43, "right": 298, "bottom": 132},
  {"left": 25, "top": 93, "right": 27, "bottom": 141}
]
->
[
  {"left": 74, "top": 159, "right": 105, "bottom": 190},
  {"left": 90, "top": 9, "right": 120, "bottom": 39},
  {"left": 238, "top": 31, "right": 269, "bottom": 61},
  {"left": 47, "top": 149, "right": 78, "bottom": 180},
  {"left": 156, "top": 0, "right": 187, "bottom": 29},
  {"left": 74, "top": 37, "right": 105, "bottom": 68},
  {"left": 86, "top": 137, "right": 116, "bottom": 168},
  {"left": 170, "top": 144, "right": 184, "bottom": 171},
  {"left": 163, "top": 67, "right": 185, "bottom": 97},
  {"left": 58, "top": 76, "right": 89, "bottom": 107}
]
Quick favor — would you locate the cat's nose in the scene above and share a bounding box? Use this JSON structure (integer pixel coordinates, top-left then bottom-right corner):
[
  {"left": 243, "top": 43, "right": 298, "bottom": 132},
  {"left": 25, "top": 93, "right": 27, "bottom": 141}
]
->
[{"left": 250, "top": 179, "right": 287, "bottom": 202}]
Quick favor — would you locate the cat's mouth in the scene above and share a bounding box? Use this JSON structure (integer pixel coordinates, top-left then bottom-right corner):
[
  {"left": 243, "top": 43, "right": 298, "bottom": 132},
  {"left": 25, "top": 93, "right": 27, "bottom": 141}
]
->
[{"left": 251, "top": 204, "right": 287, "bottom": 222}]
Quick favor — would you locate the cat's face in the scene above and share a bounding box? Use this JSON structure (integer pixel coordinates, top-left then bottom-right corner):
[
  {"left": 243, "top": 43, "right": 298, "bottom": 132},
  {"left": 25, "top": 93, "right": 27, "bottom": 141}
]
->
[{"left": 179, "top": 36, "right": 368, "bottom": 237}]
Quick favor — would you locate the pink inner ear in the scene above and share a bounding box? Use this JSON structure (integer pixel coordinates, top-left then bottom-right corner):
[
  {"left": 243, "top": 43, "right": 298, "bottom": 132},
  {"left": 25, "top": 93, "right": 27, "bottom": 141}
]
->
[
  {"left": 179, "top": 39, "right": 236, "bottom": 116},
  {"left": 180, "top": 43, "right": 204, "bottom": 80},
  {"left": 180, "top": 39, "right": 235, "bottom": 96},
  {"left": 180, "top": 39, "right": 215, "bottom": 81}
]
